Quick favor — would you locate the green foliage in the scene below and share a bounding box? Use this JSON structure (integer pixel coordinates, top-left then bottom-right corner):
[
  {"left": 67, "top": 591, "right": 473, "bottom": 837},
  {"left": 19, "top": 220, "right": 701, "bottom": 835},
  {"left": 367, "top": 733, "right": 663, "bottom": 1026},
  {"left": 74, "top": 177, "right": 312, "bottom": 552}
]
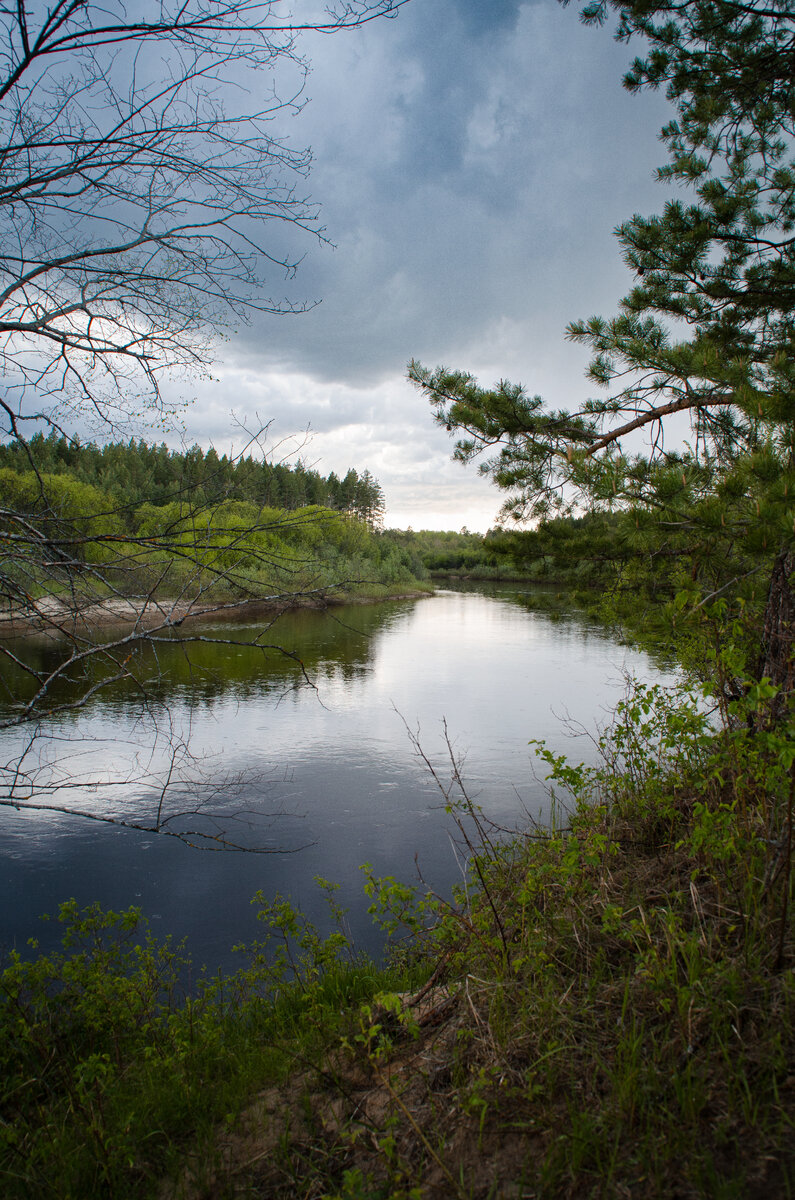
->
[
  {"left": 380, "top": 524, "right": 620, "bottom": 582},
  {"left": 488, "top": 510, "right": 636, "bottom": 585},
  {"left": 0, "top": 448, "right": 423, "bottom": 614},
  {"left": 0, "top": 887, "right": 421, "bottom": 1199},
  {"left": 0, "top": 434, "right": 387, "bottom": 527},
  {"left": 128, "top": 500, "right": 371, "bottom": 594},
  {"left": 0, "top": 902, "right": 230, "bottom": 1197},
  {"left": 2, "top": 672, "right": 794, "bottom": 1196},
  {"left": 0, "top": 468, "right": 123, "bottom": 568},
  {"left": 409, "top": 0, "right": 795, "bottom": 695},
  {"left": 382, "top": 528, "right": 505, "bottom": 576}
]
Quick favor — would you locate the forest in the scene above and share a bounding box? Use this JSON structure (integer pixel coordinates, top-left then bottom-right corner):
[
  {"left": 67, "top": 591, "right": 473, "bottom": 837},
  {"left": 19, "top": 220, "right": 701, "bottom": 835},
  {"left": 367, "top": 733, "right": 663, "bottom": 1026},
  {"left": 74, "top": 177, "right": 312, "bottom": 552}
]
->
[
  {"left": 0, "top": 435, "right": 427, "bottom": 616},
  {"left": 0, "top": 433, "right": 387, "bottom": 523},
  {"left": 394, "top": 515, "right": 638, "bottom": 587}
]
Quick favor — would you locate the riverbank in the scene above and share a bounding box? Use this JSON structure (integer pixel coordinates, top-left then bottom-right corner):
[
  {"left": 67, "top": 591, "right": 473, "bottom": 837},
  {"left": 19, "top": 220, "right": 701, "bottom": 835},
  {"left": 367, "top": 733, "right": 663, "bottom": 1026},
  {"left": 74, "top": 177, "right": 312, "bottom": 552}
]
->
[
  {"left": 178, "top": 681, "right": 793, "bottom": 1199},
  {"left": 0, "top": 582, "right": 435, "bottom": 636},
  {"left": 3, "top": 677, "right": 792, "bottom": 1198}
]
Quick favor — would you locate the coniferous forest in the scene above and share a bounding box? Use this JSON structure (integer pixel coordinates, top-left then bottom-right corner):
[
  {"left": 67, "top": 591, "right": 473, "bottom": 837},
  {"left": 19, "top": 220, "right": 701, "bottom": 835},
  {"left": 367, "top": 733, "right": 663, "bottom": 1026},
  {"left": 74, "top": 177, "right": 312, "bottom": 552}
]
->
[{"left": 0, "top": 433, "right": 388, "bottom": 522}]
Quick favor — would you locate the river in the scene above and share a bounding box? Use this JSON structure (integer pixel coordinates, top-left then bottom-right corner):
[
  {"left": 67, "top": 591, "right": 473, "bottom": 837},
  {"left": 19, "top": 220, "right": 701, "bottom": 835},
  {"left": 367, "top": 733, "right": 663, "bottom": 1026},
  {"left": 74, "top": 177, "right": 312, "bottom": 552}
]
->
[{"left": 0, "top": 584, "right": 676, "bottom": 973}]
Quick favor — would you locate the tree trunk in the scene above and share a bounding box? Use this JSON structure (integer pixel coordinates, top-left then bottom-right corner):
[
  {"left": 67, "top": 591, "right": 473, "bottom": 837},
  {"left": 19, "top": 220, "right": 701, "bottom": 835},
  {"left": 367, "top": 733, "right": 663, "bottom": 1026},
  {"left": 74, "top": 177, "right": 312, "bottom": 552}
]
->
[{"left": 758, "top": 547, "right": 795, "bottom": 721}]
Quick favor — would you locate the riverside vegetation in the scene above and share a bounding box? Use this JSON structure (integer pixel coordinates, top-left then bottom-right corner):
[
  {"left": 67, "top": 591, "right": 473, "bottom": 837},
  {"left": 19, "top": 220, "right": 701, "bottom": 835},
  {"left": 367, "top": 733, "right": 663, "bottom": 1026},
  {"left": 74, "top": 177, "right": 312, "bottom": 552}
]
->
[
  {"left": 387, "top": 518, "right": 630, "bottom": 586},
  {"left": 1, "top": 601, "right": 793, "bottom": 1199},
  {"left": 0, "top": 437, "right": 429, "bottom": 613}
]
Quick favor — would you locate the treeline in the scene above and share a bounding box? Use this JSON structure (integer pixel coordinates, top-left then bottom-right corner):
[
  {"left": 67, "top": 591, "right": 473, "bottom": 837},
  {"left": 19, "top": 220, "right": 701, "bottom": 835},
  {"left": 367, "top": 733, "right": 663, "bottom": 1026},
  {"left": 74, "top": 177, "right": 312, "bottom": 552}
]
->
[
  {"left": 0, "top": 436, "right": 428, "bottom": 605},
  {"left": 390, "top": 514, "right": 637, "bottom": 584},
  {"left": 486, "top": 513, "right": 636, "bottom": 584},
  {"left": 0, "top": 434, "right": 386, "bottom": 527},
  {"left": 386, "top": 528, "right": 504, "bottom": 574}
]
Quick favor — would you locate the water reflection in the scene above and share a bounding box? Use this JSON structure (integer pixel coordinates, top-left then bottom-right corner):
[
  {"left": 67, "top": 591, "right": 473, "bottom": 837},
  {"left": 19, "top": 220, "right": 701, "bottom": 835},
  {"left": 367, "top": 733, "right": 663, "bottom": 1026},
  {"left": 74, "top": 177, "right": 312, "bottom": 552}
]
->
[{"left": 0, "top": 586, "right": 677, "bottom": 972}]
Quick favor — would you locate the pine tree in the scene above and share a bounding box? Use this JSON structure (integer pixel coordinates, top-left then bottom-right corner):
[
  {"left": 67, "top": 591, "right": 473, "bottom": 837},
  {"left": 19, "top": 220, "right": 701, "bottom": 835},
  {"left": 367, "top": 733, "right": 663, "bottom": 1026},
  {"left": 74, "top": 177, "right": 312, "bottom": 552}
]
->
[
  {"left": 410, "top": 0, "right": 795, "bottom": 704},
  {"left": 355, "top": 469, "right": 386, "bottom": 529}
]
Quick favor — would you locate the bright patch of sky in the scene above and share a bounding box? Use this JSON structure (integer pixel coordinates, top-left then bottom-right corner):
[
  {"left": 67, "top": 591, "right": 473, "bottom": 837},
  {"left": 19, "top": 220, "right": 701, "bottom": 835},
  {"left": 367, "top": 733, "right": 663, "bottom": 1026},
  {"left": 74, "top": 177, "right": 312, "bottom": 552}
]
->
[{"left": 164, "top": 0, "right": 677, "bottom": 531}]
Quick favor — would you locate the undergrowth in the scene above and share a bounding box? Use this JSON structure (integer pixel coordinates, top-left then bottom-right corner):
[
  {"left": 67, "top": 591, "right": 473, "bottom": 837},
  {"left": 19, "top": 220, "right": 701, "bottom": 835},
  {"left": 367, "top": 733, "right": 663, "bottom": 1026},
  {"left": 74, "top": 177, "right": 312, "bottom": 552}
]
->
[
  {"left": 0, "top": 885, "right": 424, "bottom": 1199},
  {"left": 2, "top": 663, "right": 794, "bottom": 1198}
]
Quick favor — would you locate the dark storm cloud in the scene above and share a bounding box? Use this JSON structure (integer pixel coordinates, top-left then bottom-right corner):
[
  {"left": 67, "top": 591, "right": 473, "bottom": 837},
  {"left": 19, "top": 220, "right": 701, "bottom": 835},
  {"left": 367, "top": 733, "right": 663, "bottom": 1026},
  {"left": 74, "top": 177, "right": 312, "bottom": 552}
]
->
[
  {"left": 219, "top": 0, "right": 673, "bottom": 400},
  {"left": 381, "top": 0, "right": 526, "bottom": 180},
  {"left": 452, "top": 0, "right": 525, "bottom": 35},
  {"left": 177, "top": 0, "right": 680, "bottom": 527}
]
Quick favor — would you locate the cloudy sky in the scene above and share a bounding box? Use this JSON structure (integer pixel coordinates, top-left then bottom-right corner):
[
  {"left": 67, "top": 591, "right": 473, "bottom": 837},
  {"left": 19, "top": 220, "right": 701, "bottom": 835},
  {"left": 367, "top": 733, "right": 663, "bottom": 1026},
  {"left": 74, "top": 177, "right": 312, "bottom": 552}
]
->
[{"left": 173, "top": 0, "right": 676, "bottom": 531}]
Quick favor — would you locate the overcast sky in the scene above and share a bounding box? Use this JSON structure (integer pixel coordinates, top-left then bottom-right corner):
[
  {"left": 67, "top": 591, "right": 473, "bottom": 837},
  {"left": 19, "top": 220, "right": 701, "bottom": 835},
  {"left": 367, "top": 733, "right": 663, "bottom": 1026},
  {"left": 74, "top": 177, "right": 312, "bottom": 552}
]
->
[{"left": 169, "top": 0, "right": 676, "bottom": 531}]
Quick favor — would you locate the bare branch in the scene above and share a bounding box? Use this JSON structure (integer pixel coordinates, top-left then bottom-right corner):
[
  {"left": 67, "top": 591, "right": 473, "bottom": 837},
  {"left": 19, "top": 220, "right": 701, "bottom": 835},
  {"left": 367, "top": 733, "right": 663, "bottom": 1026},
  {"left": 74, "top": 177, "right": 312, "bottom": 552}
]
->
[{"left": 0, "top": 0, "right": 411, "bottom": 845}]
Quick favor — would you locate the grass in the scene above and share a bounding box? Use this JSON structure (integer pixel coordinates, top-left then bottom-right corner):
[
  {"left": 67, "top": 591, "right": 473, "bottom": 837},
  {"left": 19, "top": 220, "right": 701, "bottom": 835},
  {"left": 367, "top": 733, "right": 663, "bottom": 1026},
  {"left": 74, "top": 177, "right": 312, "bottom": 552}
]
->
[{"left": 1, "top": 677, "right": 794, "bottom": 1198}]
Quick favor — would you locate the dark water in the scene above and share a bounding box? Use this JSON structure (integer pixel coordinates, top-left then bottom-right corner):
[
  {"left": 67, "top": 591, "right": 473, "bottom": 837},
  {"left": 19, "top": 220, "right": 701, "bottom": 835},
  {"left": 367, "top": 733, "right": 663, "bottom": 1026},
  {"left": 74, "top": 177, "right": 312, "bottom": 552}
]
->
[{"left": 0, "top": 586, "right": 676, "bottom": 972}]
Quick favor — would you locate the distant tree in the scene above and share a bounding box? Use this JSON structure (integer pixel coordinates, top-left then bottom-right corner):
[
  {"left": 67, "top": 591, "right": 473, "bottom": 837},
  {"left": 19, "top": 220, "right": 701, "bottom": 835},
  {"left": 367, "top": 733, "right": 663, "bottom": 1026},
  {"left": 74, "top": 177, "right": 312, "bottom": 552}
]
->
[
  {"left": 303, "top": 468, "right": 328, "bottom": 508},
  {"left": 411, "top": 0, "right": 795, "bottom": 705},
  {"left": 338, "top": 469, "right": 360, "bottom": 515},
  {"left": 353, "top": 469, "right": 386, "bottom": 529},
  {"left": 325, "top": 470, "right": 342, "bottom": 509}
]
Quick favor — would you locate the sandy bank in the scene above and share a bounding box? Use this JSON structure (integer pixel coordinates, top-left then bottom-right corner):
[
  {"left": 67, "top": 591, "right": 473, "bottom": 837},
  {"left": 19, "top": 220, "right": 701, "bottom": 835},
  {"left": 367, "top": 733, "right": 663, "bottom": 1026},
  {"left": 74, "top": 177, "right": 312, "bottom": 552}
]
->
[{"left": 0, "top": 588, "right": 434, "bottom": 637}]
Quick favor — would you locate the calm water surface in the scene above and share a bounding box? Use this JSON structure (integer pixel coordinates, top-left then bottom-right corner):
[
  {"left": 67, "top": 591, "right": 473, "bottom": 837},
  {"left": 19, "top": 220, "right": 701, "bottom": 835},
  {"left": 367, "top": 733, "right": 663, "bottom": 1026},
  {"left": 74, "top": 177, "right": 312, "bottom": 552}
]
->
[{"left": 0, "top": 585, "right": 675, "bottom": 970}]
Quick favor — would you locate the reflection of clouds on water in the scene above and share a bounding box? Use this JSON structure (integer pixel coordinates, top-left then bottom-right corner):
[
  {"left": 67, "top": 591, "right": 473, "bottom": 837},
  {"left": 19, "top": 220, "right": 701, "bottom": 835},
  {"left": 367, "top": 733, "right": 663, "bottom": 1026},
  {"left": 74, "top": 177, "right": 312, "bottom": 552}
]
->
[
  {"left": 0, "top": 717, "right": 298, "bottom": 858},
  {"left": 0, "top": 587, "right": 678, "bottom": 973}
]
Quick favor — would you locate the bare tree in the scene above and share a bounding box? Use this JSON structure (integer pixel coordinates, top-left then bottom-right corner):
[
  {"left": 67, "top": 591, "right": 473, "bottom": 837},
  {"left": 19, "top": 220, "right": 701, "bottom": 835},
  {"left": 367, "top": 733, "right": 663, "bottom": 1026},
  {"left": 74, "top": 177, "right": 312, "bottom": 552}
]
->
[
  {"left": 0, "top": 0, "right": 409, "bottom": 843},
  {"left": 0, "top": 0, "right": 407, "bottom": 425}
]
